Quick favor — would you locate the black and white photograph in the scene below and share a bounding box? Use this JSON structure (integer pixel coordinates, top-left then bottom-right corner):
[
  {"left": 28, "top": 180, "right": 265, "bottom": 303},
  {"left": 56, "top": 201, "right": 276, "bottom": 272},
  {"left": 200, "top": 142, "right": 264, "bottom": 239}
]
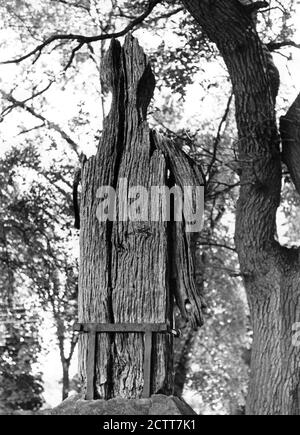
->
[{"left": 0, "top": 0, "right": 300, "bottom": 418}]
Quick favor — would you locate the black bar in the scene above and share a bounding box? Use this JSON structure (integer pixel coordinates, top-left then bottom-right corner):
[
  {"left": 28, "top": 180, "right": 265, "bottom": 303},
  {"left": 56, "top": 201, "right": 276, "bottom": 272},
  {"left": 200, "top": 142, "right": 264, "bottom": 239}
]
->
[
  {"left": 142, "top": 331, "right": 153, "bottom": 398},
  {"left": 74, "top": 322, "right": 169, "bottom": 333},
  {"left": 86, "top": 331, "right": 96, "bottom": 400}
]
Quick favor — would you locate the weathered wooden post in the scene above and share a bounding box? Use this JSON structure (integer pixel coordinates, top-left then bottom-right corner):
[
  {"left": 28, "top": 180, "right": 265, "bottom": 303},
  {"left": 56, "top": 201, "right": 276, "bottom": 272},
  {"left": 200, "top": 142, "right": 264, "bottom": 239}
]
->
[{"left": 54, "top": 35, "right": 204, "bottom": 415}]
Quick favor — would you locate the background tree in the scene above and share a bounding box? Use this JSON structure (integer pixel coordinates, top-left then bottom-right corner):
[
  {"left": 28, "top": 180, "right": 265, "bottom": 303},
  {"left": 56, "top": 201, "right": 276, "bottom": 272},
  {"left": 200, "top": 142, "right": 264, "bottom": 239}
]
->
[
  {"left": 0, "top": 306, "right": 44, "bottom": 412},
  {"left": 180, "top": 0, "right": 300, "bottom": 415},
  {"left": 0, "top": 152, "right": 44, "bottom": 411},
  {"left": 0, "top": 144, "right": 78, "bottom": 401}
]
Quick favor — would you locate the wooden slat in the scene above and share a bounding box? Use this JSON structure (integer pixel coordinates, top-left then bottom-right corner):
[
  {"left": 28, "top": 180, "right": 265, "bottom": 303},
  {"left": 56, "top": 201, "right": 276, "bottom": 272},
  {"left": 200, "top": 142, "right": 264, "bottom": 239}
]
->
[
  {"left": 74, "top": 322, "right": 169, "bottom": 333},
  {"left": 142, "top": 331, "right": 153, "bottom": 398},
  {"left": 73, "top": 322, "right": 175, "bottom": 399},
  {"left": 86, "top": 331, "right": 96, "bottom": 400}
]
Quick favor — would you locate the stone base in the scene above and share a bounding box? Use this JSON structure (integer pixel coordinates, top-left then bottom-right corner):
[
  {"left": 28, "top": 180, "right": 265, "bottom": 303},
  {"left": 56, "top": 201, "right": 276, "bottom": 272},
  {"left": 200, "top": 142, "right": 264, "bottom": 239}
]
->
[{"left": 50, "top": 394, "right": 197, "bottom": 416}]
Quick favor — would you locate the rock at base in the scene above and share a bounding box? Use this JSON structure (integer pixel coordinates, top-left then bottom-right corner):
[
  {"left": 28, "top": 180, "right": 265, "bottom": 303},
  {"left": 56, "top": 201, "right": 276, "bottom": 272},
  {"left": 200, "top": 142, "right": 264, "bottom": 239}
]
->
[{"left": 51, "top": 394, "right": 197, "bottom": 416}]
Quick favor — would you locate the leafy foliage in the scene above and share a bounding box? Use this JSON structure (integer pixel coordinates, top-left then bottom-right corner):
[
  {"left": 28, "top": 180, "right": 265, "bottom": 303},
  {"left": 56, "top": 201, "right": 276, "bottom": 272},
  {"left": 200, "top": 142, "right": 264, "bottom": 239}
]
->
[
  {"left": 0, "top": 306, "right": 44, "bottom": 412},
  {"left": 0, "top": 143, "right": 78, "bottom": 406}
]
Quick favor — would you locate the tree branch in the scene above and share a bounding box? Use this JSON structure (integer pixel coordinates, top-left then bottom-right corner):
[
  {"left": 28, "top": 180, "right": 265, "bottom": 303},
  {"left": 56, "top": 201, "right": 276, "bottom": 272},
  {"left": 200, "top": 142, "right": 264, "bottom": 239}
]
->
[
  {"left": 51, "top": 0, "right": 90, "bottom": 12},
  {"left": 1, "top": 0, "right": 161, "bottom": 65},
  {"left": 67, "top": 331, "right": 78, "bottom": 364},
  {"left": 64, "top": 42, "right": 84, "bottom": 70},
  {"left": 198, "top": 241, "right": 237, "bottom": 252},
  {"left": 0, "top": 89, "right": 80, "bottom": 156},
  {"left": 206, "top": 91, "right": 233, "bottom": 178},
  {"left": 267, "top": 40, "right": 300, "bottom": 52},
  {"left": 1, "top": 81, "right": 54, "bottom": 118}
]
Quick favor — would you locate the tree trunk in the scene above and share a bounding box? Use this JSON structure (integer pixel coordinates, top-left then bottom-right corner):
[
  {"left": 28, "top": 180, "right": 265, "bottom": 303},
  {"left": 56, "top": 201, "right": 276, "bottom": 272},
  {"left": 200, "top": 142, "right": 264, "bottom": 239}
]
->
[
  {"left": 182, "top": 0, "right": 300, "bottom": 415},
  {"left": 78, "top": 35, "right": 204, "bottom": 399},
  {"left": 174, "top": 234, "right": 205, "bottom": 397},
  {"left": 247, "top": 276, "right": 300, "bottom": 414},
  {"left": 174, "top": 328, "right": 196, "bottom": 397},
  {"left": 62, "top": 361, "right": 70, "bottom": 401}
]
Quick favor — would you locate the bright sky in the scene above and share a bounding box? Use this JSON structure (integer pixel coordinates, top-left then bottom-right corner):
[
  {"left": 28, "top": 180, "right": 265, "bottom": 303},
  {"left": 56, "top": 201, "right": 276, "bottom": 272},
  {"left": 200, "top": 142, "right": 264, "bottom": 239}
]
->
[
  {"left": 0, "top": 2, "right": 300, "bottom": 408},
  {"left": 39, "top": 313, "right": 78, "bottom": 407}
]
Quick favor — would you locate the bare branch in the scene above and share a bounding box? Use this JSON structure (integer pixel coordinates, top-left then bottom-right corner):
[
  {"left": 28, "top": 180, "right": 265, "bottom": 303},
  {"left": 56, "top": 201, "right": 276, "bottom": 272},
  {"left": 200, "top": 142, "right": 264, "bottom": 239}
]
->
[
  {"left": 198, "top": 241, "right": 237, "bottom": 252},
  {"left": 24, "top": 81, "right": 55, "bottom": 104},
  {"left": 207, "top": 181, "right": 240, "bottom": 201},
  {"left": 40, "top": 172, "right": 73, "bottom": 202},
  {"left": 64, "top": 42, "right": 84, "bottom": 70},
  {"left": 148, "top": 6, "right": 184, "bottom": 22},
  {"left": 18, "top": 124, "right": 45, "bottom": 135},
  {"left": 51, "top": 0, "right": 90, "bottom": 12},
  {"left": 116, "top": 5, "right": 184, "bottom": 22},
  {"left": 267, "top": 40, "right": 300, "bottom": 52},
  {"left": 5, "top": 6, "right": 41, "bottom": 41},
  {"left": 1, "top": 81, "right": 54, "bottom": 118},
  {"left": 206, "top": 92, "right": 233, "bottom": 178},
  {"left": 0, "top": 89, "right": 80, "bottom": 156},
  {"left": 1, "top": 0, "right": 161, "bottom": 65}
]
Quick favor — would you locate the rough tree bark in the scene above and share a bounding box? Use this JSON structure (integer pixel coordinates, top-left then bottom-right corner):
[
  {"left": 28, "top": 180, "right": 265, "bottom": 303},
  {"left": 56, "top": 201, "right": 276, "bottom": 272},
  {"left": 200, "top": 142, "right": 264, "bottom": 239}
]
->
[
  {"left": 182, "top": 0, "right": 300, "bottom": 415},
  {"left": 78, "top": 35, "right": 204, "bottom": 400},
  {"left": 174, "top": 328, "right": 196, "bottom": 397},
  {"left": 174, "top": 236, "right": 206, "bottom": 397}
]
